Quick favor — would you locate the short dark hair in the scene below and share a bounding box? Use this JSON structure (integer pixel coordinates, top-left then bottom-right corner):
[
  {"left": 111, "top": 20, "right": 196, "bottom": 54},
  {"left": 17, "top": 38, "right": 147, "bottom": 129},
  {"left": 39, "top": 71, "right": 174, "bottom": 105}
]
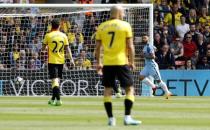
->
[{"left": 51, "top": 19, "right": 60, "bottom": 29}]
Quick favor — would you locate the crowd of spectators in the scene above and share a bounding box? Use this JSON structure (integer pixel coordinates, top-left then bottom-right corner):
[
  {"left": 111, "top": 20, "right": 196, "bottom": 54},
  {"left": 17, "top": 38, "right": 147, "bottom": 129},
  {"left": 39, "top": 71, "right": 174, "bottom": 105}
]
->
[
  {"left": 153, "top": 0, "right": 210, "bottom": 70},
  {"left": 0, "top": 0, "right": 209, "bottom": 71},
  {"left": 0, "top": 13, "right": 99, "bottom": 70}
]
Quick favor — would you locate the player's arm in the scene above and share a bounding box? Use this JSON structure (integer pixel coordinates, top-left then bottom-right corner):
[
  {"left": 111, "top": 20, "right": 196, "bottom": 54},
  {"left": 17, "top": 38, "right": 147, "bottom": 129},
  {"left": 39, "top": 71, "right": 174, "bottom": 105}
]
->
[
  {"left": 95, "top": 40, "right": 103, "bottom": 70},
  {"left": 95, "top": 26, "right": 103, "bottom": 73},
  {"left": 126, "top": 23, "right": 135, "bottom": 70},
  {"left": 65, "top": 45, "right": 75, "bottom": 67},
  {"left": 127, "top": 37, "right": 135, "bottom": 70},
  {"left": 144, "top": 45, "right": 156, "bottom": 59}
]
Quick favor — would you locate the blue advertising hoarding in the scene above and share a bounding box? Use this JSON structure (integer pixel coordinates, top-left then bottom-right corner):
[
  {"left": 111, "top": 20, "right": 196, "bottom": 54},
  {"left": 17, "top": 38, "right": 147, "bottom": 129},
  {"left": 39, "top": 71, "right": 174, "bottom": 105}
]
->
[{"left": 154, "top": 70, "right": 210, "bottom": 96}]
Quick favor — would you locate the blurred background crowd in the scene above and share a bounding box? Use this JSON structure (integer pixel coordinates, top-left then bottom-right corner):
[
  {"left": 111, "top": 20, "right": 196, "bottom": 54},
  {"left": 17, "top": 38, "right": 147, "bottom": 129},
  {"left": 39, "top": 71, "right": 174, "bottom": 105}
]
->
[
  {"left": 153, "top": 0, "right": 209, "bottom": 70},
  {"left": 0, "top": 13, "right": 100, "bottom": 70},
  {"left": 0, "top": 0, "right": 209, "bottom": 71}
]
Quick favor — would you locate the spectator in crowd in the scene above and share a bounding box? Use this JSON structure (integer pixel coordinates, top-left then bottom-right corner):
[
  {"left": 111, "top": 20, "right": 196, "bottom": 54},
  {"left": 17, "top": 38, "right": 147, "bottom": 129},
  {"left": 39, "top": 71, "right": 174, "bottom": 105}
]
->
[
  {"left": 30, "top": 52, "right": 41, "bottom": 69},
  {"left": 156, "top": 44, "right": 175, "bottom": 69},
  {"left": 41, "top": 59, "right": 48, "bottom": 70},
  {"left": 80, "top": 50, "right": 92, "bottom": 70},
  {"left": 10, "top": 44, "right": 20, "bottom": 66},
  {"left": 60, "top": 15, "right": 71, "bottom": 33},
  {"left": 203, "top": 24, "right": 210, "bottom": 43},
  {"left": 160, "top": 25, "right": 173, "bottom": 45},
  {"left": 31, "top": 17, "right": 38, "bottom": 36},
  {"left": 28, "top": 58, "right": 36, "bottom": 69},
  {"left": 74, "top": 58, "right": 83, "bottom": 70},
  {"left": 154, "top": 32, "right": 164, "bottom": 51},
  {"left": 196, "top": 33, "right": 207, "bottom": 57},
  {"left": 68, "top": 24, "right": 84, "bottom": 45},
  {"left": 63, "top": 59, "right": 74, "bottom": 70},
  {"left": 164, "top": 3, "right": 183, "bottom": 27},
  {"left": 185, "top": 23, "right": 199, "bottom": 43},
  {"left": 29, "top": 37, "right": 42, "bottom": 53},
  {"left": 15, "top": 58, "right": 24, "bottom": 70},
  {"left": 191, "top": 50, "right": 200, "bottom": 67},
  {"left": 185, "top": 8, "right": 199, "bottom": 25},
  {"left": 0, "top": 44, "right": 7, "bottom": 68},
  {"left": 2, "top": 35, "right": 8, "bottom": 44},
  {"left": 0, "top": 63, "right": 4, "bottom": 69},
  {"left": 176, "top": 15, "right": 190, "bottom": 40},
  {"left": 70, "top": 32, "right": 84, "bottom": 58},
  {"left": 180, "top": 59, "right": 196, "bottom": 70},
  {"left": 176, "top": 0, "right": 187, "bottom": 15},
  {"left": 170, "top": 37, "right": 184, "bottom": 60},
  {"left": 68, "top": 24, "right": 77, "bottom": 44},
  {"left": 83, "top": 14, "right": 98, "bottom": 44},
  {"left": 199, "top": 7, "right": 210, "bottom": 28},
  {"left": 157, "top": 0, "right": 170, "bottom": 18},
  {"left": 18, "top": 50, "right": 26, "bottom": 68},
  {"left": 7, "top": 28, "right": 16, "bottom": 45},
  {"left": 206, "top": 49, "right": 210, "bottom": 63},
  {"left": 154, "top": 9, "right": 163, "bottom": 32},
  {"left": 83, "top": 45, "right": 94, "bottom": 61},
  {"left": 196, "top": 56, "right": 210, "bottom": 69},
  {"left": 75, "top": 50, "right": 92, "bottom": 70},
  {"left": 183, "top": 33, "right": 197, "bottom": 59}
]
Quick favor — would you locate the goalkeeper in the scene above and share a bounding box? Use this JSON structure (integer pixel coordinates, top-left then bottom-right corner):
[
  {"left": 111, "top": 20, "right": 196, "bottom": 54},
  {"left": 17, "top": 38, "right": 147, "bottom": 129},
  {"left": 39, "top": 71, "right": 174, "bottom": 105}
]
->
[{"left": 42, "top": 19, "right": 74, "bottom": 106}]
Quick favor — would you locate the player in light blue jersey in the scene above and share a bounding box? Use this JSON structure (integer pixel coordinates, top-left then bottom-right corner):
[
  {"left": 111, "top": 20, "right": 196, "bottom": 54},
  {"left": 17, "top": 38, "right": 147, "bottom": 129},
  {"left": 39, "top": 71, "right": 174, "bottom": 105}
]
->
[{"left": 139, "top": 33, "right": 172, "bottom": 99}]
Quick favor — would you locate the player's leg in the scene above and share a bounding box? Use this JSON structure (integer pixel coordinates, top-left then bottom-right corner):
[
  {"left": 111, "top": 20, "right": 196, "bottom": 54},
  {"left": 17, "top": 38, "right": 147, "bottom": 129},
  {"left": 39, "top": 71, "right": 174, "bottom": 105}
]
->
[
  {"left": 156, "top": 80, "right": 172, "bottom": 99},
  {"left": 48, "top": 64, "right": 57, "bottom": 105},
  {"left": 102, "top": 66, "right": 116, "bottom": 126},
  {"left": 53, "top": 64, "right": 63, "bottom": 105},
  {"left": 152, "top": 63, "right": 172, "bottom": 99},
  {"left": 48, "top": 64, "right": 62, "bottom": 106},
  {"left": 117, "top": 65, "right": 141, "bottom": 125},
  {"left": 140, "top": 66, "right": 157, "bottom": 95},
  {"left": 51, "top": 77, "right": 61, "bottom": 105}
]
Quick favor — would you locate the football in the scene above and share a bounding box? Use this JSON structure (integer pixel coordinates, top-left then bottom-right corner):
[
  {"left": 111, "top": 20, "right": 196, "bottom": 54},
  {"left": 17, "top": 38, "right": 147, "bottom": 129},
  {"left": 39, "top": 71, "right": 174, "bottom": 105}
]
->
[{"left": 14, "top": 76, "right": 24, "bottom": 85}]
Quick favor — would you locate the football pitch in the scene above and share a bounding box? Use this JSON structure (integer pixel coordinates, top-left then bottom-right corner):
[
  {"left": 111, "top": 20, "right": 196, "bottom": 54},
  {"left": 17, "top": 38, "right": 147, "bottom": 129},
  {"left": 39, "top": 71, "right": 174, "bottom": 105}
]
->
[{"left": 0, "top": 96, "right": 210, "bottom": 130}]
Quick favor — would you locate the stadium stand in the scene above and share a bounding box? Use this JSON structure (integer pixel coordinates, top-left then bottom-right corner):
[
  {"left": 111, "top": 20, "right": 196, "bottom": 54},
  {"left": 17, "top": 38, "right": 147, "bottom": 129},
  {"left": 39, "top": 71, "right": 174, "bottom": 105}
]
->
[{"left": 0, "top": 0, "right": 209, "bottom": 71}]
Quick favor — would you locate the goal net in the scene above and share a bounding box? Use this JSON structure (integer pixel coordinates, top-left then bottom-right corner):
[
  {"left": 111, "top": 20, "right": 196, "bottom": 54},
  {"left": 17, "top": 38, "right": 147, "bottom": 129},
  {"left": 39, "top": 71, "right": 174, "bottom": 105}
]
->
[{"left": 0, "top": 4, "right": 153, "bottom": 96}]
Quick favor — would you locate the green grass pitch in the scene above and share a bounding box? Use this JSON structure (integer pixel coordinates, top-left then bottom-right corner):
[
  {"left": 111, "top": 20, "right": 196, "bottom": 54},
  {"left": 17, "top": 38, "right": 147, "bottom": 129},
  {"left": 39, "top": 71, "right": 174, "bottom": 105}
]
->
[{"left": 0, "top": 96, "right": 210, "bottom": 130}]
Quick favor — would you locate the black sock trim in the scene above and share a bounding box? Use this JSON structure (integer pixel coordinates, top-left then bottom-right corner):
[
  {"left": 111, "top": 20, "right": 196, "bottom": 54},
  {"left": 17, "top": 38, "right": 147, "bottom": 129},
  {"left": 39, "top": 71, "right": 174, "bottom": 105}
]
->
[
  {"left": 104, "top": 102, "right": 113, "bottom": 118},
  {"left": 124, "top": 99, "right": 133, "bottom": 115}
]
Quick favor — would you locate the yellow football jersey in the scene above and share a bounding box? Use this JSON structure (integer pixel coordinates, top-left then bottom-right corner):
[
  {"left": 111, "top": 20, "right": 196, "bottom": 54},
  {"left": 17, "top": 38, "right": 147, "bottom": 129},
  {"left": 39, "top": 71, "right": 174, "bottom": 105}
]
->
[
  {"left": 82, "top": 59, "right": 92, "bottom": 69},
  {"left": 13, "top": 51, "right": 20, "bottom": 61},
  {"left": 164, "top": 12, "right": 183, "bottom": 26},
  {"left": 199, "top": 16, "right": 210, "bottom": 26},
  {"left": 96, "top": 19, "right": 132, "bottom": 65},
  {"left": 43, "top": 31, "right": 69, "bottom": 64}
]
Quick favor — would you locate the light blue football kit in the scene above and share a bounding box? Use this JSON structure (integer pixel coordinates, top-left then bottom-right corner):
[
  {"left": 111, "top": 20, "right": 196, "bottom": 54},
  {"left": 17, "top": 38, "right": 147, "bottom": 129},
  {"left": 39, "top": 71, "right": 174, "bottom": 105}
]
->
[{"left": 140, "top": 44, "right": 161, "bottom": 80}]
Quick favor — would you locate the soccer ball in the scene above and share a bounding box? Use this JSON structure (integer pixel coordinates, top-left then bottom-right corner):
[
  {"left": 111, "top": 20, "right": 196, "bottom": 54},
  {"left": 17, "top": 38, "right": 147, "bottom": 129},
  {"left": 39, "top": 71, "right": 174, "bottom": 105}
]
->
[{"left": 14, "top": 76, "right": 24, "bottom": 85}]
